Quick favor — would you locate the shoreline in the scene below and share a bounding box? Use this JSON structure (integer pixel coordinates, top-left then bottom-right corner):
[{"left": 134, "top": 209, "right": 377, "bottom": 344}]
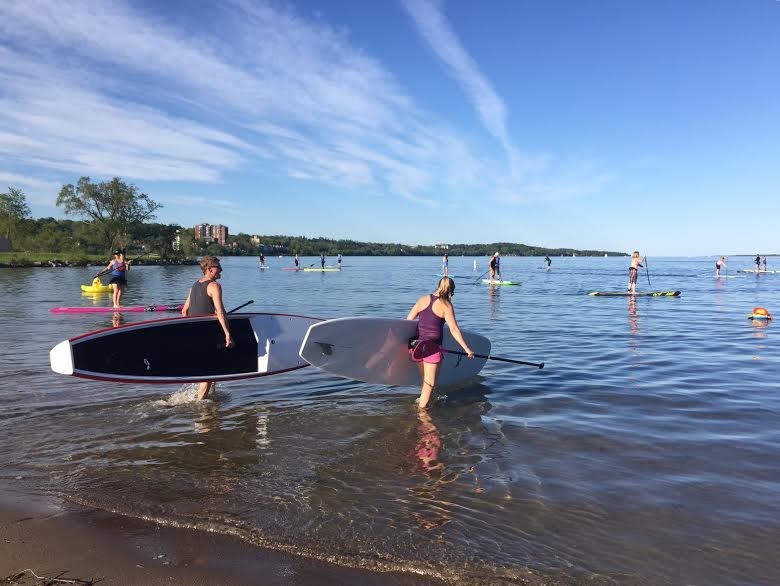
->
[
  {"left": 0, "top": 259, "right": 198, "bottom": 269},
  {"left": 0, "top": 486, "right": 446, "bottom": 586}
]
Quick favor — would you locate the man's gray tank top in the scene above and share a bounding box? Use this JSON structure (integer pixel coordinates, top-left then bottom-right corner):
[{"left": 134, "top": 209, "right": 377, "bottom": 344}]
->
[{"left": 188, "top": 280, "right": 215, "bottom": 315}]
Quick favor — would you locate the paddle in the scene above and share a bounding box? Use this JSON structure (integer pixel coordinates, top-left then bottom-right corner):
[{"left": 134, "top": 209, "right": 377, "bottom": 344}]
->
[
  {"left": 228, "top": 300, "right": 254, "bottom": 314},
  {"left": 473, "top": 269, "right": 489, "bottom": 284},
  {"left": 207, "top": 301, "right": 254, "bottom": 350},
  {"left": 411, "top": 339, "right": 544, "bottom": 369},
  {"left": 93, "top": 250, "right": 152, "bottom": 278},
  {"left": 644, "top": 256, "right": 651, "bottom": 287}
]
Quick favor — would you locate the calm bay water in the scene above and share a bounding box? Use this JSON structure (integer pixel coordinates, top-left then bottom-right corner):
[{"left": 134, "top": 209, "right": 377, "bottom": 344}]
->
[{"left": 1, "top": 255, "right": 778, "bottom": 584}]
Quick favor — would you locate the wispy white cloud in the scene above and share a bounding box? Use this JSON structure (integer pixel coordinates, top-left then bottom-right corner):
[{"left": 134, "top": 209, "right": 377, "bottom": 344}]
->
[
  {"left": 402, "top": 0, "right": 609, "bottom": 203},
  {"left": 401, "top": 1, "right": 514, "bottom": 155},
  {"left": 0, "top": 0, "right": 606, "bottom": 211}
]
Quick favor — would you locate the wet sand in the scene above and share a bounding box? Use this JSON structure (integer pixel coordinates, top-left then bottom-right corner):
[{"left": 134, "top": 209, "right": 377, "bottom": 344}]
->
[{"left": 1, "top": 488, "right": 446, "bottom": 586}]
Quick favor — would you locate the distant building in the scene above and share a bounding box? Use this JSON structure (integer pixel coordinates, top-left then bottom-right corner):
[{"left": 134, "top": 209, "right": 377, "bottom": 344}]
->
[
  {"left": 194, "top": 223, "right": 229, "bottom": 246},
  {"left": 433, "top": 243, "right": 449, "bottom": 250}
]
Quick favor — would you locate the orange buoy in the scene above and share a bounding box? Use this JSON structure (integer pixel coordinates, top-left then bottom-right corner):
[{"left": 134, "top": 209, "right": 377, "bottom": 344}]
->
[{"left": 748, "top": 307, "right": 772, "bottom": 320}]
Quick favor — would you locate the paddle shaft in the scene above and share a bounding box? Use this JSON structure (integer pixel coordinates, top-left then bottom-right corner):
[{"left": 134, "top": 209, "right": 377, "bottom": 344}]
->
[
  {"left": 443, "top": 348, "right": 544, "bottom": 368},
  {"left": 412, "top": 339, "right": 544, "bottom": 369},
  {"left": 93, "top": 251, "right": 152, "bottom": 278},
  {"left": 228, "top": 300, "right": 254, "bottom": 314},
  {"left": 644, "top": 256, "right": 651, "bottom": 287},
  {"left": 474, "top": 269, "right": 489, "bottom": 284}
]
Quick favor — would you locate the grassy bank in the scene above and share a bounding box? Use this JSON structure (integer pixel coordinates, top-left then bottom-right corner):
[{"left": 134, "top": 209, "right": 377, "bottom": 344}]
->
[{"left": 0, "top": 252, "right": 193, "bottom": 268}]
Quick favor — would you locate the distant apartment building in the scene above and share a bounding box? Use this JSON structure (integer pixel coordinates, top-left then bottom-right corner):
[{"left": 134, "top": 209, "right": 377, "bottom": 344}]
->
[{"left": 194, "top": 223, "right": 229, "bottom": 246}]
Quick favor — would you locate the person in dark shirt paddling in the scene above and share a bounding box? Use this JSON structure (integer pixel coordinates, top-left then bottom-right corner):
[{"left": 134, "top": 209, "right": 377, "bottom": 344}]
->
[
  {"left": 100, "top": 249, "right": 131, "bottom": 308},
  {"left": 544, "top": 255, "right": 552, "bottom": 270},
  {"left": 182, "top": 255, "right": 233, "bottom": 400},
  {"left": 406, "top": 277, "right": 474, "bottom": 410},
  {"left": 488, "top": 252, "right": 501, "bottom": 283}
]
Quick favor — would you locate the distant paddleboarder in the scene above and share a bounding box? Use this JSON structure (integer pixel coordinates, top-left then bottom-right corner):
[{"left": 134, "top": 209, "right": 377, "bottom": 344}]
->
[
  {"left": 258, "top": 252, "right": 266, "bottom": 268},
  {"left": 755, "top": 254, "right": 761, "bottom": 272},
  {"left": 320, "top": 253, "right": 326, "bottom": 269},
  {"left": 628, "top": 251, "right": 645, "bottom": 294},
  {"left": 488, "top": 252, "right": 501, "bottom": 283},
  {"left": 337, "top": 253, "right": 342, "bottom": 268},
  {"left": 181, "top": 255, "right": 234, "bottom": 400},
  {"left": 716, "top": 256, "right": 727, "bottom": 277},
  {"left": 762, "top": 256, "right": 767, "bottom": 271},
  {"left": 442, "top": 253, "right": 449, "bottom": 276},
  {"left": 544, "top": 255, "right": 552, "bottom": 270},
  {"left": 294, "top": 254, "right": 300, "bottom": 270}
]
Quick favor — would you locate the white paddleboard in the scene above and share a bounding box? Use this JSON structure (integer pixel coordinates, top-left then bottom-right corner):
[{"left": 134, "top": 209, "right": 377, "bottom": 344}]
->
[
  {"left": 50, "top": 313, "right": 321, "bottom": 383},
  {"left": 299, "top": 317, "right": 490, "bottom": 387}
]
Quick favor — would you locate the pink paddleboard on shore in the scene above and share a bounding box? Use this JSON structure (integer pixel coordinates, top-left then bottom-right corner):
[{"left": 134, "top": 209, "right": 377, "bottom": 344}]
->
[{"left": 50, "top": 304, "right": 184, "bottom": 314}]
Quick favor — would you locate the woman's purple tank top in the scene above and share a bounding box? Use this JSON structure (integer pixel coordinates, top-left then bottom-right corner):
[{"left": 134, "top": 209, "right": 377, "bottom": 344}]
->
[{"left": 417, "top": 294, "right": 444, "bottom": 343}]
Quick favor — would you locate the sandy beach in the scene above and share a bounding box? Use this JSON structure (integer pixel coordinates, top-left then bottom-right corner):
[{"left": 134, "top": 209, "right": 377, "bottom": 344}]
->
[{"left": 1, "top": 487, "right": 446, "bottom": 586}]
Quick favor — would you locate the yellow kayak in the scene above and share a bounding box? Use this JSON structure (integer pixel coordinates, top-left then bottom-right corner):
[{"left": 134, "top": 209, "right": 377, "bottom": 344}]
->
[{"left": 81, "top": 278, "right": 112, "bottom": 293}]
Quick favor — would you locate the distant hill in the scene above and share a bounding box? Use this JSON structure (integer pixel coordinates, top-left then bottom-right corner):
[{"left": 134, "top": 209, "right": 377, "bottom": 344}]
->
[{"left": 241, "top": 235, "right": 626, "bottom": 257}]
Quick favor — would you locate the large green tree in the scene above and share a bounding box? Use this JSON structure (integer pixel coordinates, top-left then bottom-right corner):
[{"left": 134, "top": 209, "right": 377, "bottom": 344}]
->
[
  {"left": 56, "top": 177, "right": 162, "bottom": 252},
  {"left": 0, "top": 186, "right": 32, "bottom": 241}
]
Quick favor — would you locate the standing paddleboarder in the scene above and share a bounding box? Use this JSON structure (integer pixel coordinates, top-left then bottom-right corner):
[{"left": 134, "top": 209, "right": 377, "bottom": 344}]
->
[
  {"left": 100, "top": 249, "right": 131, "bottom": 308},
  {"left": 406, "top": 277, "right": 474, "bottom": 410},
  {"left": 627, "top": 251, "right": 645, "bottom": 295},
  {"left": 182, "top": 256, "right": 234, "bottom": 400},
  {"left": 294, "top": 253, "right": 300, "bottom": 270},
  {"left": 716, "top": 256, "right": 727, "bottom": 277},
  {"left": 442, "top": 253, "right": 449, "bottom": 276},
  {"left": 488, "top": 252, "right": 501, "bottom": 283},
  {"left": 544, "top": 255, "right": 552, "bottom": 270}
]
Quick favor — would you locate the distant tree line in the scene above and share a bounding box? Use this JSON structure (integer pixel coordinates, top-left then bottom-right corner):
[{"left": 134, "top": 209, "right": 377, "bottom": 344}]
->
[{"left": 2, "top": 179, "right": 626, "bottom": 258}]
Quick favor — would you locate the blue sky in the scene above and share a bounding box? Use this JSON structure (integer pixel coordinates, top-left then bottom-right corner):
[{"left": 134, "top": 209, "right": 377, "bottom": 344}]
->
[{"left": 1, "top": 0, "right": 778, "bottom": 256}]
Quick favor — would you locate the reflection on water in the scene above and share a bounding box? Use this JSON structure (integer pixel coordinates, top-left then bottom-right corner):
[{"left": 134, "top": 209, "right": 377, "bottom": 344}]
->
[
  {"left": 1, "top": 257, "right": 780, "bottom": 585},
  {"left": 487, "top": 284, "right": 499, "bottom": 321}
]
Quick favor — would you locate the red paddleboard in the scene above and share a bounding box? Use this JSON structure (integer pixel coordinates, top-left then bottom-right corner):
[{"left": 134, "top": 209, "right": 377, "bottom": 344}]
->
[{"left": 50, "top": 304, "right": 184, "bottom": 314}]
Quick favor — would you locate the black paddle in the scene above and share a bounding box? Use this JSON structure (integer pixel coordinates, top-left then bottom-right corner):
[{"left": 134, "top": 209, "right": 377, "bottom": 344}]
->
[
  {"left": 93, "top": 250, "right": 152, "bottom": 278},
  {"left": 644, "top": 256, "right": 651, "bottom": 287},
  {"left": 411, "top": 339, "right": 544, "bottom": 369},
  {"left": 212, "top": 301, "right": 254, "bottom": 350},
  {"left": 473, "top": 269, "right": 489, "bottom": 284},
  {"left": 228, "top": 300, "right": 254, "bottom": 314}
]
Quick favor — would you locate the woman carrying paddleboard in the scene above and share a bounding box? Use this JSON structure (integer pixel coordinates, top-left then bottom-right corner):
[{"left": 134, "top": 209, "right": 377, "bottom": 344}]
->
[
  {"left": 182, "top": 255, "right": 234, "bottom": 400},
  {"left": 406, "top": 277, "right": 474, "bottom": 410},
  {"left": 100, "top": 249, "right": 131, "bottom": 308}
]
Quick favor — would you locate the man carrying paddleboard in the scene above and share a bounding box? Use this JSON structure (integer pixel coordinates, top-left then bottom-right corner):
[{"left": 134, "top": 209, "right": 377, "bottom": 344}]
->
[
  {"left": 488, "top": 252, "right": 501, "bottom": 283},
  {"left": 182, "top": 255, "right": 234, "bottom": 400},
  {"left": 407, "top": 277, "right": 474, "bottom": 410}
]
